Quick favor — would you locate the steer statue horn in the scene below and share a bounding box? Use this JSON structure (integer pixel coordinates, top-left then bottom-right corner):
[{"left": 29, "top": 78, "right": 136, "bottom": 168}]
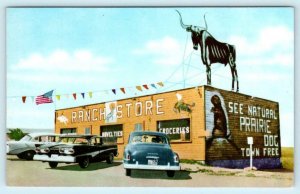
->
[{"left": 176, "top": 10, "right": 239, "bottom": 92}]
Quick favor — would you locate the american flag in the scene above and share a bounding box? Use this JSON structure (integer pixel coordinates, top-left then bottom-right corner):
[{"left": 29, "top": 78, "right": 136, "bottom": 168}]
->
[{"left": 35, "top": 90, "right": 54, "bottom": 105}]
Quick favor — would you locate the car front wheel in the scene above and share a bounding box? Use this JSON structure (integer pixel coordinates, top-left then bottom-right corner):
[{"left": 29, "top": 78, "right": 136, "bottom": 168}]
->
[
  {"left": 166, "top": 170, "right": 175, "bottom": 177},
  {"left": 49, "top": 162, "right": 58, "bottom": 168},
  {"left": 106, "top": 153, "right": 114, "bottom": 164},
  {"left": 17, "top": 153, "right": 25, "bottom": 160},
  {"left": 79, "top": 157, "right": 90, "bottom": 168},
  {"left": 23, "top": 150, "right": 35, "bottom": 160}
]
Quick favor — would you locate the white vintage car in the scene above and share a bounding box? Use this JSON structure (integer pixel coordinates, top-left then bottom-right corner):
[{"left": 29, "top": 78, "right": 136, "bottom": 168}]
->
[{"left": 6, "top": 132, "right": 59, "bottom": 160}]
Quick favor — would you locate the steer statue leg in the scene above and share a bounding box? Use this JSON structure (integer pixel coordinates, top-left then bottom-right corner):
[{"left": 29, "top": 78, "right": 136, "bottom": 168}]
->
[
  {"left": 206, "top": 64, "right": 212, "bottom": 86},
  {"left": 229, "top": 55, "right": 239, "bottom": 92},
  {"left": 235, "top": 68, "right": 239, "bottom": 92}
]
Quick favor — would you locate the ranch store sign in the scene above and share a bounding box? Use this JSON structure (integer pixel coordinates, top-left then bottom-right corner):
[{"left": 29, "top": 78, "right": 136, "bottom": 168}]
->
[
  {"left": 205, "top": 87, "right": 281, "bottom": 169},
  {"left": 70, "top": 99, "right": 164, "bottom": 123}
]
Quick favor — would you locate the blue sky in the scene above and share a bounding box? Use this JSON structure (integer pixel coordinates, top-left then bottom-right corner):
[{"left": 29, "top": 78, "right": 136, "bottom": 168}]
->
[{"left": 6, "top": 7, "right": 294, "bottom": 146}]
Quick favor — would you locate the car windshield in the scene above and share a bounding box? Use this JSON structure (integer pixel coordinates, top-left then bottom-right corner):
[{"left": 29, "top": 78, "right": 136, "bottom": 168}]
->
[
  {"left": 19, "top": 135, "right": 32, "bottom": 142},
  {"left": 59, "top": 137, "right": 90, "bottom": 145},
  {"left": 130, "top": 134, "right": 168, "bottom": 144}
]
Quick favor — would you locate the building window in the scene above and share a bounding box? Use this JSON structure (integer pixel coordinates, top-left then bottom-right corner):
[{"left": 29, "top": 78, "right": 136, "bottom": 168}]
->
[
  {"left": 85, "top": 127, "right": 91, "bottom": 135},
  {"left": 134, "top": 123, "right": 143, "bottom": 131},
  {"left": 100, "top": 124, "right": 123, "bottom": 144},
  {"left": 60, "top": 128, "right": 76, "bottom": 134},
  {"left": 157, "top": 119, "right": 190, "bottom": 142}
]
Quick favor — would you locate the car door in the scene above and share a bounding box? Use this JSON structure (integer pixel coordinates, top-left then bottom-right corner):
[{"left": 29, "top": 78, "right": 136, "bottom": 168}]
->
[{"left": 90, "top": 137, "right": 103, "bottom": 161}]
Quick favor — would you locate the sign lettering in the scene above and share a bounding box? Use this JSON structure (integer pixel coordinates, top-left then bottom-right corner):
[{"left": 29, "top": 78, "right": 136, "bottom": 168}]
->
[{"left": 71, "top": 99, "right": 165, "bottom": 123}]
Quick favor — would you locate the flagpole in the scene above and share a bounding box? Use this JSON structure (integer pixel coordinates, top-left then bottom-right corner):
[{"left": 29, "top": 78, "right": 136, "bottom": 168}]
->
[{"left": 53, "top": 89, "right": 57, "bottom": 110}]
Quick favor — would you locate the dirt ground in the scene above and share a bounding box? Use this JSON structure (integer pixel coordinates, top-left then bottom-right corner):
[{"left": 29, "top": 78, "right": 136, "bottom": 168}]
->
[
  {"left": 6, "top": 155, "right": 293, "bottom": 187},
  {"left": 180, "top": 162, "right": 293, "bottom": 184}
]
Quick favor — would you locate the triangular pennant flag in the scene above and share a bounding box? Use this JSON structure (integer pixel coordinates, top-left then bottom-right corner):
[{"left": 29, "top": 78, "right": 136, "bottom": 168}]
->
[
  {"left": 143, "top": 85, "right": 149, "bottom": 90},
  {"left": 81, "top": 93, "right": 85, "bottom": 99},
  {"left": 88, "top": 92, "right": 93, "bottom": 98},
  {"left": 65, "top": 94, "right": 69, "bottom": 99},
  {"left": 151, "top": 84, "right": 157, "bottom": 89},
  {"left": 157, "top": 82, "right": 164, "bottom": 87},
  {"left": 56, "top": 95, "right": 61, "bottom": 101},
  {"left": 73, "top": 93, "right": 77, "bottom": 100},
  {"left": 112, "top": 89, "right": 116, "bottom": 95},
  {"left": 31, "top": 96, "right": 34, "bottom": 102},
  {"left": 120, "top": 88, "right": 126, "bottom": 94},
  {"left": 136, "top": 86, "right": 143, "bottom": 91},
  {"left": 22, "top": 96, "right": 26, "bottom": 103}
]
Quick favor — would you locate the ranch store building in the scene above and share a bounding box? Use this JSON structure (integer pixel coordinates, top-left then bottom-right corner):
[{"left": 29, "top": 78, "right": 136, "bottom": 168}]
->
[{"left": 55, "top": 85, "right": 281, "bottom": 169}]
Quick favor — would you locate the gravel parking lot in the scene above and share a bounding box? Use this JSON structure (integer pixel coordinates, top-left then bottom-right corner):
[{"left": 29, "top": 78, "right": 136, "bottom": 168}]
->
[{"left": 6, "top": 155, "right": 293, "bottom": 187}]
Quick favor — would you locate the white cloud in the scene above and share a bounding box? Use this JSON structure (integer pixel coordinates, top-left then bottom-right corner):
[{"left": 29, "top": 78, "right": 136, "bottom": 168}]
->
[
  {"left": 13, "top": 49, "right": 114, "bottom": 72},
  {"left": 8, "top": 49, "right": 115, "bottom": 87},
  {"left": 225, "top": 25, "right": 294, "bottom": 89},
  {"left": 229, "top": 25, "right": 293, "bottom": 56},
  {"left": 132, "top": 36, "right": 187, "bottom": 66}
]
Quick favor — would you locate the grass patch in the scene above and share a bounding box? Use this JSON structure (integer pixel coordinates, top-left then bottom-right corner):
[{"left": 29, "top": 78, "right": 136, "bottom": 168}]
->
[
  {"left": 197, "top": 169, "right": 214, "bottom": 174},
  {"left": 190, "top": 168, "right": 238, "bottom": 176},
  {"left": 246, "top": 173, "right": 256, "bottom": 177},
  {"left": 180, "top": 159, "right": 209, "bottom": 166},
  {"left": 281, "top": 147, "right": 294, "bottom": 171}
]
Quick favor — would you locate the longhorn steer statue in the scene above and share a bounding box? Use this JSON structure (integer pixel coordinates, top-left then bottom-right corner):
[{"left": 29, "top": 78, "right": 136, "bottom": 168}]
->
[{"left": 176, "top": 10, "right": 239, "bottom": 92}]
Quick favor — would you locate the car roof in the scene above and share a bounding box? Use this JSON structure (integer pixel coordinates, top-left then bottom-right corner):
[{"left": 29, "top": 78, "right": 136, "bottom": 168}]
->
[
  {"left": 130, "top": 131, "right": 168, "bottom": 137},
  {"left": 26, "top": 132, "right": 59, "bottom": 137},
  {"left": 58, "top": 134, "right": 111, "bottom": 139},
  {"left": 59, "top": 134, "right": 97, "bottom": 138}
]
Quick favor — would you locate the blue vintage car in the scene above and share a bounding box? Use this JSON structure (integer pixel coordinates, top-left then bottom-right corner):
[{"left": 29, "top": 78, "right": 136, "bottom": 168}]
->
[{"left": 123, "top": 131, "right": 180, "bottom": 177}]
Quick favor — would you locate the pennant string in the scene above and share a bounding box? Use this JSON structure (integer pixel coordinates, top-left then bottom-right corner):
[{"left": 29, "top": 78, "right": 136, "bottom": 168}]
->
[{"left": 9, "top": 81, "right": 164, "bottom": 102}]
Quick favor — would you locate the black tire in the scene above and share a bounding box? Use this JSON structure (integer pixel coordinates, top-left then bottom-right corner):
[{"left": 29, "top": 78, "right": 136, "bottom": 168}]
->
[
  {"left": 23, "top": 150, "right": 35, "bottom": 160},
  {"left": 106, "top": 153, "right": 114, "bottom": 164},
  {"left": 79, "top": 157, "right": 90, "bottom": 168},
  {"left": 125, "top": 169, "right": 131, "bottom": 176},
  {"left": 167, "top": 170, "right": 175, "bottom": 178},
  {"left": 17, "top": 153, "right": 25, "bottom": 159},
  {"left": 49, "top": 162, "right": 58, "bottom": 168}
]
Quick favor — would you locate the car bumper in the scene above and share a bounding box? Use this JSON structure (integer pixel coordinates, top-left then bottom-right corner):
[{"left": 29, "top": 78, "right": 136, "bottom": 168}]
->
[
  {"left": 6, "top": 147, "right": 27, "bottom": 155},
  {"left": 123, "top": 162, "right": 180, "bottom": 171},
  {"left": 33, "top": 154, "right": 76, "bottom": 163}
]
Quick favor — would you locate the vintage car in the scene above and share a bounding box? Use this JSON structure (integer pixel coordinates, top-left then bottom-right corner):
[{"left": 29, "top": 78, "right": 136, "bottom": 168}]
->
[
  {"left": 123, "top": 131, "right": 180, "bottom": 177},
  {"left": 33, "top": 134, "right": 118, "bottom": 169},
  {"left": 6, "top": 132, "right": 59, "bottom": 160}
]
